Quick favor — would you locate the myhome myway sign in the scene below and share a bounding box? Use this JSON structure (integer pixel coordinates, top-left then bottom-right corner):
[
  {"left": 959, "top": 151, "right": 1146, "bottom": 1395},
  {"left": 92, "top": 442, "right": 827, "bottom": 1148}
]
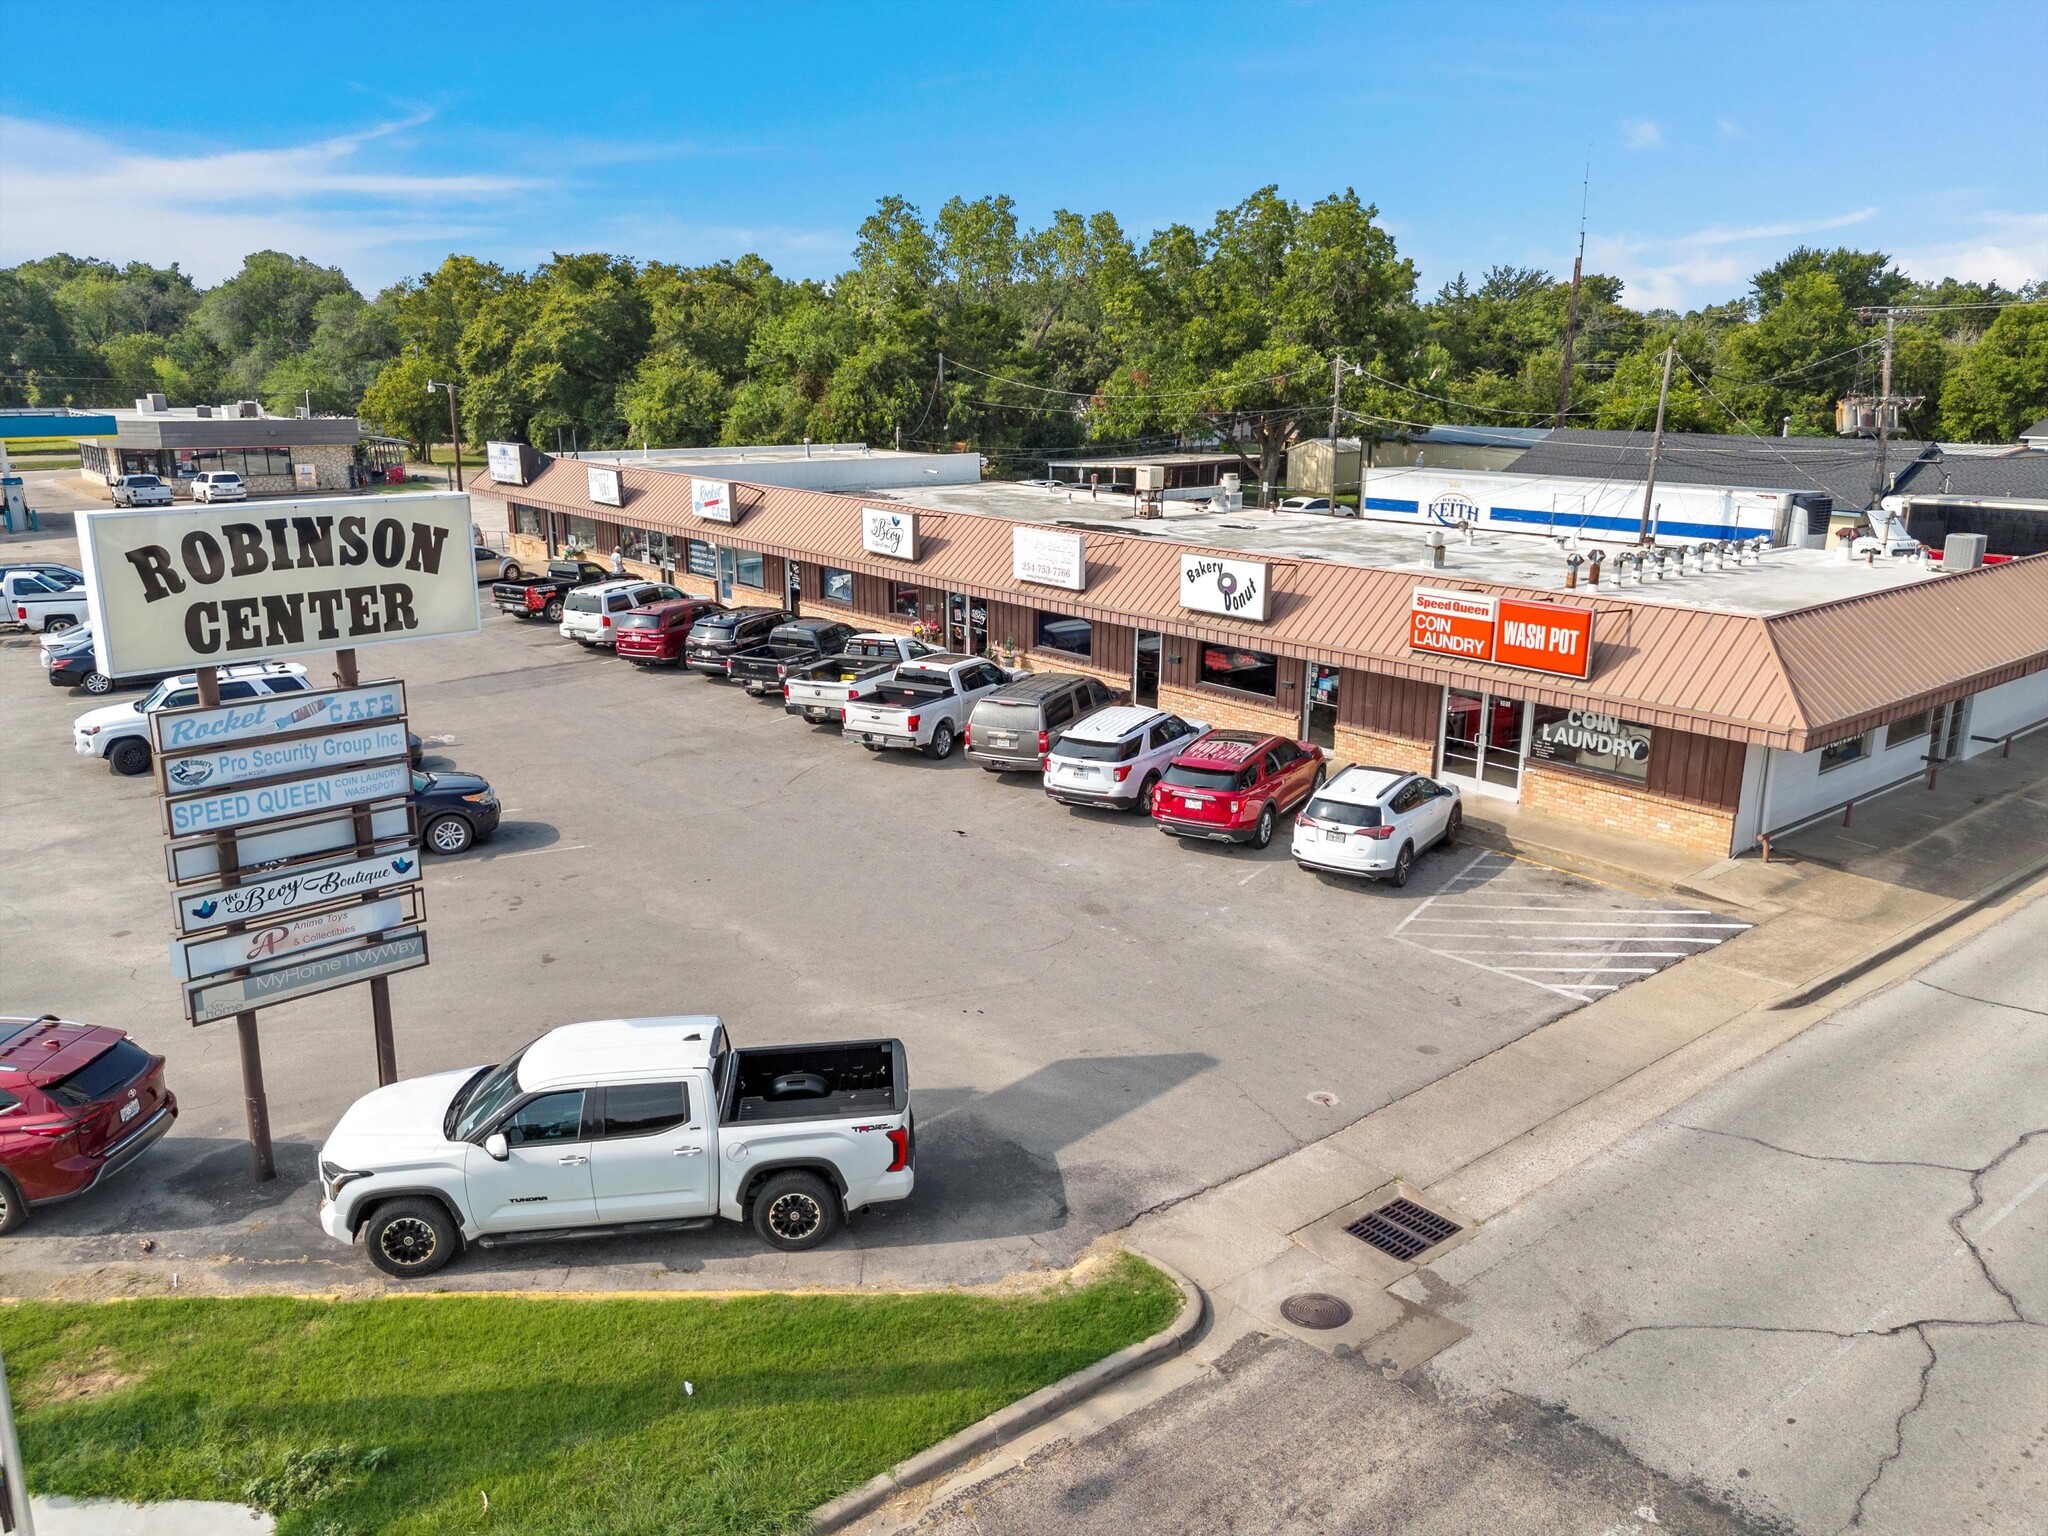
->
[{"left": 77, "top": 492, "right": 480, "bottom": 677}]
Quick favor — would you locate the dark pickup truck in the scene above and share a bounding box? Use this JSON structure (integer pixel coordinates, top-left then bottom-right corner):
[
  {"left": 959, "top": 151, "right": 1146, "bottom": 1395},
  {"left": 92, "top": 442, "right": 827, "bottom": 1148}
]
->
[
  {"left": 492, "top": 560, "right": 614, "bottom": 623},
  {"left": 728, "top": 619, "right": 861, "bottom": 697}
]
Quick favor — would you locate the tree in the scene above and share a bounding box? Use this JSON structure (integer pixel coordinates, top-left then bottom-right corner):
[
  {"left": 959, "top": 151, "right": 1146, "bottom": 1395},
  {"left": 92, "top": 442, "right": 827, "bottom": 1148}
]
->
[
  {"left": 1592, "top": 329, "right": 1720, "bottom": 432},
  {"left": 1719, "top": 271, "right": 1863, "bottom": 433},
  {"left": 617, "top": 352, "right": 725, "bottom": 445},
  {"left": 358, "top": 352, "right": 445, "bottom": 452},
  {"left": 1940, "top": 305, "right": 2048, "bottom": 442},
  {"left": 0, "top": 271, "right": 85, "bottom": 406},
  {"left": 1751, "top": 247, "right": 1909, "bottom": 314},
  {"left": 189, "top": 250, "right": 359, "bottom": 397}
]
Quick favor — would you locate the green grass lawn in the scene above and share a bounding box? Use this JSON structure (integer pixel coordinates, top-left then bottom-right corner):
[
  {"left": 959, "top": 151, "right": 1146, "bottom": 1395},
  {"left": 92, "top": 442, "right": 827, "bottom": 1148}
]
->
[{"left": 1, "top": 1256, "right": 1177, "bottom": 1536}]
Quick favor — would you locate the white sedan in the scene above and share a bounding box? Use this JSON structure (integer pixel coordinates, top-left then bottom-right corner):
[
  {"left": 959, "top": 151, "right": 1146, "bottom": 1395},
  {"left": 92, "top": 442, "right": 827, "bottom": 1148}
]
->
[
  {"left": 1276, "top": 496, "right": 1357, "bottom": 517},
  {"left": 1044, "top": 706, "right": 1209, "bottom": 812},
  {"left": 1292, "top": 766, "right": 1461, "bottom": 887}
]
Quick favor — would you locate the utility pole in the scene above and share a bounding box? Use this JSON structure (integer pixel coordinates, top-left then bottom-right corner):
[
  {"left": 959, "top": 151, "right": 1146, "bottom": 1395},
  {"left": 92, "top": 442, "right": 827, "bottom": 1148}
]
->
[
  {"left": 1637, "top": 342, "right": 1675, "bottom": 546},
  {"left": 1557, "top": 159, "right": 1590, "bottom": 427},
  {"left": 428, "top": 380, "right": 461, "bottom": 491},
  {"left": 1871, "top": 312, "right": 1895, "bottom": 507},
  {"left": 1329, "top": 352, "right": 1344, "bottom": 504}
]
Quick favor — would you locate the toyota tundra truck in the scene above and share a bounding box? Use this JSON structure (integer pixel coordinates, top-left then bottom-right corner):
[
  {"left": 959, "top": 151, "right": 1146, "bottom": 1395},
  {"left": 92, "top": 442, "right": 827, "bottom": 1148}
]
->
[{"left": 316, "top": 1015, "right": 913, "bottom": 1277}]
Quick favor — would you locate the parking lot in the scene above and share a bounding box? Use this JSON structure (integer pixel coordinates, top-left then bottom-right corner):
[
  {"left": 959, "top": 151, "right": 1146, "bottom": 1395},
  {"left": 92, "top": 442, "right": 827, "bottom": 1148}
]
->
[{"left": 1, "top": 521, "right": 1748, "bottom": 1295}]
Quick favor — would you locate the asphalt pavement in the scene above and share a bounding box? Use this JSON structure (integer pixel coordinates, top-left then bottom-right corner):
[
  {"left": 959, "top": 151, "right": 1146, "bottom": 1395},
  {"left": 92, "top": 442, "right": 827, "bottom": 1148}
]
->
[{"left": 0, "top": 514, "right": 1738, "bottom": 1298}]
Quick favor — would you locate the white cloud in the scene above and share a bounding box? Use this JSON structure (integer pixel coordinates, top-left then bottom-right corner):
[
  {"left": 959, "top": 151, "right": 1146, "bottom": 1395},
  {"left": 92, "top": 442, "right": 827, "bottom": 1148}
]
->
[
  {"left": 1587, "top": 208, "right": 1879, "bottom": 310},
  {"left": 1620, "top": 119, "right": 1663, "bottom": 150},
  {"left": 1716, "top": 118, "right": 1742, "bottom": 138},
  {"left": 1895, "top": 211, "right": 2048, "bottom": 291},
  {"left": 0, "top": 115, "right": 536, "bottom": 284}
]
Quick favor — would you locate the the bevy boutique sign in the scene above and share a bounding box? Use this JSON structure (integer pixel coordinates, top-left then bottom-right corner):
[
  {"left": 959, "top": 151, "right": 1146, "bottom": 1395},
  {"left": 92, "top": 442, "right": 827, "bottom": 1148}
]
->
[
  {"left": 862, "top": 507, "right": 919, "bottom": 561},
  {"left": 1179, "top": 552, "right": 1270, "bottom": 621},
  {"left": 78, "top": 493, "right": 480, "bottom": 676}
]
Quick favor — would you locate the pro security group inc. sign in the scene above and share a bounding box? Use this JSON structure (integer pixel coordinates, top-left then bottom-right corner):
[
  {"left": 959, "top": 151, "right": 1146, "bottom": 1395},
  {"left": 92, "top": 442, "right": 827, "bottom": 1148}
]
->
[{"left": 78, "top": 493, "right": 480, "bottom": 677}]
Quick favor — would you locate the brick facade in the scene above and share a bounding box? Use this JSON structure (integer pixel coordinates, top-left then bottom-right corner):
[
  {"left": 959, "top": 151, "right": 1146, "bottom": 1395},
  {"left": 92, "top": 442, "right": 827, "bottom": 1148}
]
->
[
  {"left": 1332, "top": 724, "right": 1435, "bottom": 775},
  {"left": 1519, "top": 761, "right": 1736, "bottom": 856},
  {"left": 1160, "top": 682, "right": 1300, "bottom": 738}
]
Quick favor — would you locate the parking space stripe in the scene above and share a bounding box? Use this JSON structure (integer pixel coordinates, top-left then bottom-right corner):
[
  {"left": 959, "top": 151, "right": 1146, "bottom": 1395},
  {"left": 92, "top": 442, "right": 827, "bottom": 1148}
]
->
[{"left": 1394, "top": 848, "right": 1749, "bottom": 1003}]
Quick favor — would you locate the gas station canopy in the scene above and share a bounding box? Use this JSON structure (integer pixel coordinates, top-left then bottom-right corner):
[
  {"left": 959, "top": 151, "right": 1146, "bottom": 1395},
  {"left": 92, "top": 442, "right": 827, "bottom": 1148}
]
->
[{"left": 0, "top": 410, "right": 118, "bottom": 440}]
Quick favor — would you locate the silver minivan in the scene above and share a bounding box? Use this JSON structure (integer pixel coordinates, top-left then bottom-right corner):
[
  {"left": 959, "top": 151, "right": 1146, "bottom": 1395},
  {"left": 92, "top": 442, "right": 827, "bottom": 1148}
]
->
[{"left": 966, "top": 672, "right": 1128, "bottom": 773}]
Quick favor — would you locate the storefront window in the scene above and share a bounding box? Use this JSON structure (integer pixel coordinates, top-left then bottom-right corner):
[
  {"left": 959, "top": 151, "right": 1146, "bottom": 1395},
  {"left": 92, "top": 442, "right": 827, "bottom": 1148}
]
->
[
  {"left": 565, "top": 515, "right": 598, "bottom": 552},
  {"left": 820, "top": 566, "right": 853, "bottom": 604},
  {"left": 685, "top": 539, "right": 716, "bottom": 577},
  {"left": 512, "top": 504, "right": 542, "bottom": 537},
  {"left": 178, "top": 447, "right": 294, "bottom": 478},
  {"left": 892, "top": 584, "right": 922, "bottom": 619},
  {"left": 1819, "top": 734, "right": 1870, "bottom": 772},
  {"left": 735, "top": 551, "right": 765, "bottom": 588},
  {"left": 1199, "top": 644, "right": 1278, "bottom": 697},
  {"left": 1036, "top": 612, "right": 1093, "bottom": 657},
  {"left": 1529, "top": 707, "right": 1652, "bottom": 783},
  {"left": 1885, "top": 711, "right": 1932, "bottom": 748}
]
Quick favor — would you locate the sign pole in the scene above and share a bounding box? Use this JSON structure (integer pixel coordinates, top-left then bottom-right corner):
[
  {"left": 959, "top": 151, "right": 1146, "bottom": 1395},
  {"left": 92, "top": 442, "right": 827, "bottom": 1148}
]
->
[
  {"left": 195, "top": 664, "right": 276, "bottom": 1182},
  {"left": 335, "top": 648, "right": 400, "bottom": 1087},
  {"left": 0, "top": 1341, "right": 35, "bottom": 1536}
]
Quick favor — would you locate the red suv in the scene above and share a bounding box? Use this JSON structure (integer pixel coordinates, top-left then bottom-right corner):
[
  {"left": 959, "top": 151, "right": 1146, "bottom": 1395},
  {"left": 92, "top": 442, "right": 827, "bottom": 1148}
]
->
[
  {"left": 0, "top": 1016, "right": 177, "bottom": 1233},
  {"left": 1151, "top": 731, "right": 1326, "bottom": 849},
  {"left": 614, "top": 598, "right": 725, "bottom": 666}
]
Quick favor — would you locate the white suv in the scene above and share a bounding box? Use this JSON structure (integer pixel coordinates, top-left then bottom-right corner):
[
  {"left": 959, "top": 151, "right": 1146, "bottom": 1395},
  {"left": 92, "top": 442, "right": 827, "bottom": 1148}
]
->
[
  {"left": 73, "top": 662, "right": 309, "bottom": 776},
  {"left": 191, "top": 471, "right": 246, "bottom": 503},
  {"left": 559, "top": 579, "right": 682, "bottom": 646},
  {"left": 1292, "top": 765, "right": 1461, "bottom": 887},
  {"left": 1044, "top": 706, "right": 1209, "bottom": 812}
]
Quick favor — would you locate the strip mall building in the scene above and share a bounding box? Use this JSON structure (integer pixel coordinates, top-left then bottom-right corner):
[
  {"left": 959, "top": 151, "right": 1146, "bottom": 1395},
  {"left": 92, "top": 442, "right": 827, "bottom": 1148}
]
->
[{"left": 468, "top": 445, "right": 2048, "bottom": 859}]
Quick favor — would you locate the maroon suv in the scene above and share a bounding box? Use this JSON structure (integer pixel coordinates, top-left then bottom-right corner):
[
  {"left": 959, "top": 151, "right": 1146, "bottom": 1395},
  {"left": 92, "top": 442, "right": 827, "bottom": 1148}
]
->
[{"left": 0, "top": 1016, "right": 176, "bottom": 1233}]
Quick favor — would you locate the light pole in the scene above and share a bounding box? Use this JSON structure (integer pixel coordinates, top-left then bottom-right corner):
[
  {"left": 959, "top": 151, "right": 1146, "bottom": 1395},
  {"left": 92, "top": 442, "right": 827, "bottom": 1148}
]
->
[{"left": 427, "top": 380, "right": 461, "bottom": 491}]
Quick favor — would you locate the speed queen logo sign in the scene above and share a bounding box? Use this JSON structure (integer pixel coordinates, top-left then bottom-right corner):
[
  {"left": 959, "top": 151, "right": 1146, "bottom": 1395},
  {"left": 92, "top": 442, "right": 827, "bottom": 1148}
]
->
[{"left": 1408, "top": 588, "right": 1497, "bottom": 661}]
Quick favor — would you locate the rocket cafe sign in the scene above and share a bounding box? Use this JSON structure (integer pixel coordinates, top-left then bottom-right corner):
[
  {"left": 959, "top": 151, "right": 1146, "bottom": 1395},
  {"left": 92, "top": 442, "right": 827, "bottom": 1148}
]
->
[
  {"left": 77, "top": 493, "right": 480, "bottom": 677},
  {"left": 1408, "top": 587, "right": 1595, "bottom": 680}
]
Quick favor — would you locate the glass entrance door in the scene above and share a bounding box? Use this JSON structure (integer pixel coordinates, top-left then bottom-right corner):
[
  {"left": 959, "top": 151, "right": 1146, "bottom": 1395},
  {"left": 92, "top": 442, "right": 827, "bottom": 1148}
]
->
[
  {"left": 946, "top": 593, "right": 987, "bottom": 655},
  {"left": 1441, "top": 688, "right": 1530, "bottom": 797},
  {"left": 1304, "top": 664, "right": 1339, "bottom": 750},
  {"left": 1134, "top": 631, "right": 1162, "bottom": 708},
  {"left": 785, "top": 560, "right": 803, "bottom": 613},
  {"left": 716, "top": 547, "right": 736, "bottom": 602}
]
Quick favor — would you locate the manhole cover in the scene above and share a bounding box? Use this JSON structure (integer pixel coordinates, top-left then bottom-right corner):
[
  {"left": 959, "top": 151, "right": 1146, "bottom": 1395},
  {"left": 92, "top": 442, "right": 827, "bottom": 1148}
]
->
[
  {"left": 1280, "top": 1292, "right": 1353, "bottom": 1330},
  {"left": 1346, "top": 1198, "right": 1463, "bottom": 1261}
]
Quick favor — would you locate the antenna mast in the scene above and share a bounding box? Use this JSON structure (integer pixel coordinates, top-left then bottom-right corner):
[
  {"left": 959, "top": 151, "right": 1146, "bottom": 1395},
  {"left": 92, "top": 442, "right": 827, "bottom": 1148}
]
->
[{"left": 1556, "top": 157, "right": 1590, "bottom": 429}]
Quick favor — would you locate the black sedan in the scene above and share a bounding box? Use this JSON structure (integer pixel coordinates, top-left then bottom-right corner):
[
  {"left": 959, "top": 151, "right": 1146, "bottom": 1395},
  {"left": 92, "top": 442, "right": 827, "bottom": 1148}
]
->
[{"left": 410, "top": 769, "right": 500, "bottom": 854}]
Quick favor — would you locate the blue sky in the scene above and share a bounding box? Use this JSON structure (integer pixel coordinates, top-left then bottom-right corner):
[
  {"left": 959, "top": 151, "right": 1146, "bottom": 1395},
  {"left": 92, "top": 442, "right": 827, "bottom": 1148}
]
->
[{"left": 3, "top": 0, "right": 2042, "bottom": 311}]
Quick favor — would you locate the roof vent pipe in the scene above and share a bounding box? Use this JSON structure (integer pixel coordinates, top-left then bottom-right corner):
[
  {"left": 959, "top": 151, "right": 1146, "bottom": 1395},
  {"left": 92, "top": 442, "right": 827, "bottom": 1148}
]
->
[
  {"left": 1586, "top": 548, "right": 1604, "bottom": 585},
  {"left": 1426, "top": 527, "right": 1447, "bottom": 569},
  {"left": 1654, "top": 548, "right": 1670, "bottom": 580},
  {"left": 1565, "top": 552, "right": 1583, "bottom": 589}
]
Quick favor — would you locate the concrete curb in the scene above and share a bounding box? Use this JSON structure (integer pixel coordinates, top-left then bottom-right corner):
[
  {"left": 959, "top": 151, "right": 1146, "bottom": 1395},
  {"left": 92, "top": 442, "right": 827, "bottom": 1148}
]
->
[
  {"left": 1768, "top": 850, "right": 2048, "bottom": 1010},
  {"left": 808, "top": 1255, "right": 1207, "bottom": 1534}
]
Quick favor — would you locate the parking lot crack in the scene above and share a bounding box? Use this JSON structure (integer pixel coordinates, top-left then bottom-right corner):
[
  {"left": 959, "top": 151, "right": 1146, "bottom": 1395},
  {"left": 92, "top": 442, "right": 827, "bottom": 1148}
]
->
[
  {"left": 1947, "top": 1127, "right": 2048, "bottom": 1325},
  {"left": 1840, "top": 1323, "right": 1936, "bottom": 1532},
  {"left": 1910, "top": 978, "right": 2048, "bottom": 1020},
  {"left": 1675, "top": 1124, "right": 1977, "bottom": 1175}
]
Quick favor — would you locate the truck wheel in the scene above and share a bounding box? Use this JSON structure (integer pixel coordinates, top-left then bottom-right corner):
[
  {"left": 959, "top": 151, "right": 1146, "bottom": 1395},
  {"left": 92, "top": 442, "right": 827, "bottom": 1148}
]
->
[
  {"left": 45, "top": 617, "right": 77, "bottom": 634},
  {"left": 108, "top": 738, "right": 152, "bottom": 777},
  {"left": 0, "top": 1173, "right": 28, "bottom": 1236},
  {"left": 81, "top": 671, "right": 114, "bottom": 696},
  {"left": 425, "top": 815, "right": 474, "bottom": 855},
  {"left": 363, "top": 1198, "right": 459, "bottom": 1278},
  {"left": 752, "top": 1171, "right": 840, "bottom": 1251},
  {"left": 926, "top": 721, "right": 956, "bottom": 759},
  {"left": 543, "top": 597, "right": 564, "bottom": 623}
]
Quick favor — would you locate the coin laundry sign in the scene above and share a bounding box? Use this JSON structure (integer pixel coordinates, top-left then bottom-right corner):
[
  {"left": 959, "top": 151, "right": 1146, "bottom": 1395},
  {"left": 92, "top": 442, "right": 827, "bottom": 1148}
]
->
[
  {"left": 163, "top": 760, "right": 412, "bottom": 838},
  {"left": 1408, "top": 588, "right": 1595, "bottom": 679},
  {"left": 1179, "top": 553, "right": 1271, "bottom": 622}
]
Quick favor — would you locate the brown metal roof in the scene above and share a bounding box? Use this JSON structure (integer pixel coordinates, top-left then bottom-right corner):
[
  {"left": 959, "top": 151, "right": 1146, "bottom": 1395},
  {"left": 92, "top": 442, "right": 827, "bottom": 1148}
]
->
[{"left": 475, "top": 460, "right": 2048, "bottom": 752}]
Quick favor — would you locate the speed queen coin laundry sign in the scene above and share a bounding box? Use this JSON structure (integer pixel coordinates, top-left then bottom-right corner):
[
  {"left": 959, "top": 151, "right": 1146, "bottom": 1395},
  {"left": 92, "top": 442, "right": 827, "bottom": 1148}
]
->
[
  {"left": 76, "top": 493, "right": 476, "bottom": 1181},
  {"left": 1408, "top": 587, "right": 1595, "bottom": 680}
]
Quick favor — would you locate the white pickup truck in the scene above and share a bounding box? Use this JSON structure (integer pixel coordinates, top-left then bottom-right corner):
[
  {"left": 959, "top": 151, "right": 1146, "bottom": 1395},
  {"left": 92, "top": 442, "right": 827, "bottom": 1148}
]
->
[
  {"left": 843, "top": 655, "right": 1013, "bottom": 759},
  {"left": 317, "top": 1015, "right": 915, "bottom": 1277},
  {"left": 2, "top": 570, "right": 90, "bottom": 634},
  {"left": 782, "top": 633, "right": 939, "bottom": 724}
]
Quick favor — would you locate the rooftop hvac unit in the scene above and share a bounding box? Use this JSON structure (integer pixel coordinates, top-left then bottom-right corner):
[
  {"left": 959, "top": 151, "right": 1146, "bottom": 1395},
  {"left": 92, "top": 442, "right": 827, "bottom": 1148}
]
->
[
  {"left": 195, "top": 404, "right": 212, "bottom": 418},
  {"left": 1134, "top": 465, "right": 1166, "bottom": 491},
  {"left": 238, "top": 400, "right": 261, "bottom": 418},
  {"left": 139, "top": 392, "right": 167, "bottom": 412},
  {"left": 1943, "top": 533, "right": 1987, "bottom": 572}
]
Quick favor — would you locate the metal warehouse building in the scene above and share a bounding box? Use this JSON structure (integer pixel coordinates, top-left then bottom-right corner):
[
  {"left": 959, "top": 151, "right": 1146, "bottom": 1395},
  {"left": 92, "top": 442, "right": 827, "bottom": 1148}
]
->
[{"left": 470, "top": 447, "right": 2048, "bottom": 859}]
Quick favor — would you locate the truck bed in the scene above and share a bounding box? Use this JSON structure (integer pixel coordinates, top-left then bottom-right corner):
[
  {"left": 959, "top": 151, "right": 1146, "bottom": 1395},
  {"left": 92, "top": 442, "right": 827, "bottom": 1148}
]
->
[
  {"left": 721, "top": 1039, "right": 906, "bottom": 1125},
  {"left": 790, "top": 656, "right": 895, "bottom": 688}
]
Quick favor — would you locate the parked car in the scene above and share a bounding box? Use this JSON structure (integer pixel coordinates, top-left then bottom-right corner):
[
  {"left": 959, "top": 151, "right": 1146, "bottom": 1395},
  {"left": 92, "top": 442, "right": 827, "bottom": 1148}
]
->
[
  {"left": 0, "top": 562, "right": 83, "bottom": 590},
  {"left": 471, "top": 545, "right": 523, "bottom": 584},
  {"left": 683, "top": 607, "right": 792, "bottom": 679},
  {"left": 48, "top": 643, "right": 179, "bottom": 698},
  {"left": 412, "top": 768, "right": 501, "bottom": 854},
  {"left": 965, "top": 672, "right": 1128, "bottom": 774},
  {"left": 1043, "top": 706, "right": 1209, "bottom": 811},
  {"left": 843, "top": 655, "right": 1011, "bottom": 759},
  {"left": 1276, "top": 495, "right": 1355, "bottom": 517},
  {"left": 3, "top": 570, "right": 90, "bottom": 634},
  {"left": 559, "top": 580, "right": 685, "bottom": 647},
  {"left": 1150, "top": 731, "right": 1327, "bottom": 849},
  {"left": 72, "top": 662, "right": 310, "bottom": 777},
  {"left": 109, "top": 473, "right": 173, "bottom": 508},
  {"left": 191, "top": 471, "right": 246, "bottom": 503},
  {"left": 316, "top": 1015, "right": 913, "bottom": 1277},
  {"left": 492, "top": 560, "right": 615, "bottom": 623},
  {"left": 0, "top": 1015, "right": 177, "bottom": 1235},
  {"left": 1293, "top": 767, "right": 1461, "bottom": 888},
  {"left": 729, "top": 618, "right": 860, "bottom": 697},
  {"left": 614, "top": 597, "right": 727, "bottom": 667},
  {"left": 782, "top": 634, "right": 939, "bottom": 723}
]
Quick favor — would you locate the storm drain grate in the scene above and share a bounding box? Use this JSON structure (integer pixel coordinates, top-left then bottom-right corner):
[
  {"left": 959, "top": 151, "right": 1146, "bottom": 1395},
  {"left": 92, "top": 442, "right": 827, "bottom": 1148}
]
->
[{"left": 1346, "top": 1198, "right": 1462, "bottom": 1261}]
